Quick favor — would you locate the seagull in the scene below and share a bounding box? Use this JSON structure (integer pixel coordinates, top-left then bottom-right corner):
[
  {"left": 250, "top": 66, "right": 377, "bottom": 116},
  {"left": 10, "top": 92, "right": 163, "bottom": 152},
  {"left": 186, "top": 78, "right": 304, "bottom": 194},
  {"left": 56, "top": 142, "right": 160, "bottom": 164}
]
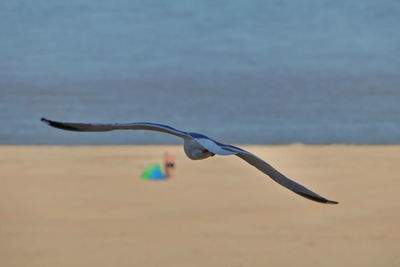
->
[{"left": 41, "top": 118, "right": 338, "bottom": 204}]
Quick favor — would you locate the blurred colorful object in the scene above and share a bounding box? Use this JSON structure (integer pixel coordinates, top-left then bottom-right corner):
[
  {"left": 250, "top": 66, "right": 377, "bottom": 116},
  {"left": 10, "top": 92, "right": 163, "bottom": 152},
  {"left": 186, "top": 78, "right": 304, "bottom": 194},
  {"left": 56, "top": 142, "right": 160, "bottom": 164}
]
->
[{"left": 141, "top": 164, "right": 167, "bottom": 180}]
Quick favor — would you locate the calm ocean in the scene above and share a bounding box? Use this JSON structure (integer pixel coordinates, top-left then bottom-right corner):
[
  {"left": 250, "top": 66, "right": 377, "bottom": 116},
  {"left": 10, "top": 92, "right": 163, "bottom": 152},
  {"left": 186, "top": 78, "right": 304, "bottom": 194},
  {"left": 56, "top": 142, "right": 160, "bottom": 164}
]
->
[{"left": 1, "top": 0, "right": 399, "bottom": 144}]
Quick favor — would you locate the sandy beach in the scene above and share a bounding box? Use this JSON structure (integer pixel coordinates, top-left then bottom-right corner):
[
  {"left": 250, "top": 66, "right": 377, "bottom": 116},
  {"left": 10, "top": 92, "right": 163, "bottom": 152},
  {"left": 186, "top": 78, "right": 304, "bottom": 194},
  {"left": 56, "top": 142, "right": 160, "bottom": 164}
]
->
[{"left": 1, "top": 145, "right": 399, "bottom": 267}]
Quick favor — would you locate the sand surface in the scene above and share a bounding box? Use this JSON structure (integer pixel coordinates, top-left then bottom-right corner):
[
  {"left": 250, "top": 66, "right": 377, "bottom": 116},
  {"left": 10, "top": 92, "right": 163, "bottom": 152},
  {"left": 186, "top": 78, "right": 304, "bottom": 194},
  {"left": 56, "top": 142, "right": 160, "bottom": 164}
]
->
[{"left": 1, "top": 145, "right": 399, "bottom": 267}]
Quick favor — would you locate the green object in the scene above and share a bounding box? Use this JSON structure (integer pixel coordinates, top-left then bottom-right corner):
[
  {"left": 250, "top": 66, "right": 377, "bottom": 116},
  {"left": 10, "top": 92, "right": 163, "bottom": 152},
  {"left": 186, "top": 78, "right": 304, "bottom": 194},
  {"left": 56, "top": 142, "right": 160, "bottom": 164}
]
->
[{"left": 141, "top": 164, "right": 167, "bottom": 180}]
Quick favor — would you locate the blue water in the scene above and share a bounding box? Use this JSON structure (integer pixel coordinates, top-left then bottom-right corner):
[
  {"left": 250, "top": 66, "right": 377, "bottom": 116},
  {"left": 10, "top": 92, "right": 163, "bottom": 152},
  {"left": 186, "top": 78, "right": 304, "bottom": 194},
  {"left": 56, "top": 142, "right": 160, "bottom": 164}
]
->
[{"left": 1, "top": 0, "right": 399, "bottom": 144}]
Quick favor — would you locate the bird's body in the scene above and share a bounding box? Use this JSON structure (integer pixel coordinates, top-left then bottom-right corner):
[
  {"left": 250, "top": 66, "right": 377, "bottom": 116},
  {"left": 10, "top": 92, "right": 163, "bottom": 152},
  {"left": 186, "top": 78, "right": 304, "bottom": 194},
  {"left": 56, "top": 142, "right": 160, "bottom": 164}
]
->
[
  {"left": 183, "top": 138, "right": 215, "bottom": 160},
  {"left": 41, "top": 118, "right": 338, "bottom": 204}
]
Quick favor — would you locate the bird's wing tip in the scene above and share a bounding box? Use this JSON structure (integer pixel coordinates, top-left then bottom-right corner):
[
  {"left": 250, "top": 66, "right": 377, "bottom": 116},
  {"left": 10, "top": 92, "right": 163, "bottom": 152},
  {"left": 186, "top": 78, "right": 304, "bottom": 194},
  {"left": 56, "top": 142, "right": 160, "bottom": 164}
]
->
[
  {"left": 297, "top": 192, "right": 338, "bottom": 204},
  {"left": 326, "top": 200, "right": 339, "bottom": 204},
  {"left": 41, "top": 117, "right": 50, "bottom": 124}
]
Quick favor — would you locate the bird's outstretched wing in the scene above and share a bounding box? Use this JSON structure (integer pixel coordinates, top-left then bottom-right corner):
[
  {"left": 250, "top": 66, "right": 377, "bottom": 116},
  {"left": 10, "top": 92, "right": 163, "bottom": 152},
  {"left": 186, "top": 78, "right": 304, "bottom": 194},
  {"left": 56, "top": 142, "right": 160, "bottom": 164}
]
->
[
  {"left": 219, "top": 144, "right": 338, "bottom": 204},
  {"left": 41, "top": 118, "right": 190, "bottom": 138}
]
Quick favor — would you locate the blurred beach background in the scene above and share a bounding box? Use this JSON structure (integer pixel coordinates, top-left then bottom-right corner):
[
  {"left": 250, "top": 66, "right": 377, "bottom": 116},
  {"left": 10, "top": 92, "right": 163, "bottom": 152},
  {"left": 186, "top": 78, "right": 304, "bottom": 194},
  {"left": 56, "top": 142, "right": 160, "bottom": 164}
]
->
[{"left": 1, "top": 0, "right": 400, "bottom": 266}]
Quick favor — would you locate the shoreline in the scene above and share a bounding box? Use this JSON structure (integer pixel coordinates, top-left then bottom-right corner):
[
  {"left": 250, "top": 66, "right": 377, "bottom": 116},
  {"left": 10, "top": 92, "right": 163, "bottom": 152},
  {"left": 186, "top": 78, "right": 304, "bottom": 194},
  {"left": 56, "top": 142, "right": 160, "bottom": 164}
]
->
[{"left": 0, "top": 143, "right": 400, "bottom": 147}]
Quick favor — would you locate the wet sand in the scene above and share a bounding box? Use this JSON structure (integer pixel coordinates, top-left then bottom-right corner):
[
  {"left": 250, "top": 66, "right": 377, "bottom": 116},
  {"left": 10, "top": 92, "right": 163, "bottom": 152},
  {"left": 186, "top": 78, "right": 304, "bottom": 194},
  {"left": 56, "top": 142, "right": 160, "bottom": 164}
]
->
[{"left": 1, "top": 145, "right": 399, "bottom": 267}]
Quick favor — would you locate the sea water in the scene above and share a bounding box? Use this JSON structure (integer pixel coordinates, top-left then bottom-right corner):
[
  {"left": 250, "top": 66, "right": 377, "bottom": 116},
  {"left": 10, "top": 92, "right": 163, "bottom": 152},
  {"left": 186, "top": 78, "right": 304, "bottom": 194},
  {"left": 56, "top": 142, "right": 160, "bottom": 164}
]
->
[{"left": 1, "top": 0, "right": 399, "bottom": 144}]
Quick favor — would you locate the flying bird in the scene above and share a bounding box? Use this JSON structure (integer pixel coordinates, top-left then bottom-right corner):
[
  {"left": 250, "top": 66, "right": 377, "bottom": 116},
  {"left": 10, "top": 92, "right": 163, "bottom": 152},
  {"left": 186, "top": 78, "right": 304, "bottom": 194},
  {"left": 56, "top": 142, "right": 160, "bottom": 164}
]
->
[{"left": 41, "top": 118, "right": 338, "bottom": 204}]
